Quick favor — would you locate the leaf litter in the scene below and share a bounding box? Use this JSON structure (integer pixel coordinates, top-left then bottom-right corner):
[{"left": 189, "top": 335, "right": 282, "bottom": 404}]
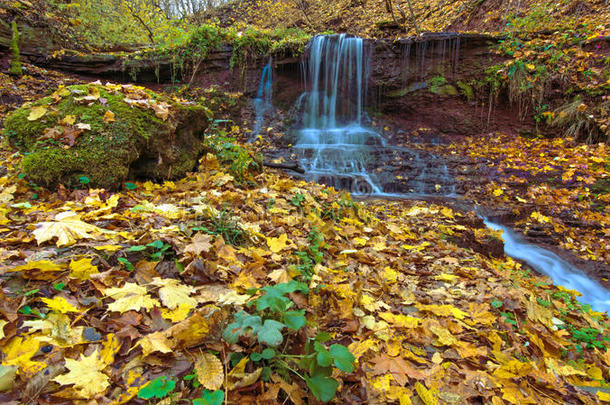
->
[{"left": 0, "top": 135, "right": 609, "bottom": 404}]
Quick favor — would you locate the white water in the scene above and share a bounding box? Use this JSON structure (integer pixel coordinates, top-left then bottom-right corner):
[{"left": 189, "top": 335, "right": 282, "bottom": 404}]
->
[
  {"left": 250, "top": 59, "right": 273, "bottom": 141},
  {"left": 295, "top": 34, "right": 383, "bottom": 195},
  {"left": 485, "top": 220, "right": 610, "bottom": 313}
]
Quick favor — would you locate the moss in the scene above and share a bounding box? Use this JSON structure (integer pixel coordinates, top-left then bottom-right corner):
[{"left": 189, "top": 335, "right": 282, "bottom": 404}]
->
[
  {"left": 428, "top": 76, "right": 458, "bottom": 96},
  {"left": 457, "top": 81, "right": 474, "bottom": 100},
  {"left": 5, "top": 84, "right": 209, "bottom": 189},
  {"left": 9, "top": 21, "right": 22, "bottom": 76},
  {"left": 5, "top": 85, "right": 166, "bottom": 150},
  {"left": 430, "top": 84, "right": 458, "bottom": 96}
]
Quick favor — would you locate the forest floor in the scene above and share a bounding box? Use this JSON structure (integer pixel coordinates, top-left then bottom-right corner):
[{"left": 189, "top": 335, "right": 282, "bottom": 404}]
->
[{"left": 0, "top": 61, "right": 609, "bottom": 404}]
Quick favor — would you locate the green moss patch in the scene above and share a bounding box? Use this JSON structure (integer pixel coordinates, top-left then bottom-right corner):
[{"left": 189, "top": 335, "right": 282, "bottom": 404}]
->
[{"left": 4, "top": 83, "right": 211, "bottom": 189}]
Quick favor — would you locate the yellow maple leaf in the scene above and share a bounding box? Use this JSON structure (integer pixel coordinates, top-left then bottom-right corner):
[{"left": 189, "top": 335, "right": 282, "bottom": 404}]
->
[
  {"left": 434, "top": 274, "right": 457, "bottom": 283},
  {"left": 8, "top": 260, "right": 64, "bottom": 273},
  {"left": 99, "top": 334, "right": 121, "bottom": 365},
  {"left": 60, "top": 115, "right": 76, "bottom": 125},
  {"left": 33, "top": 211, "right": 106, "bottom": 247},
  {"left": 195, "top": 353, "right": 224, "bottom": 390},
  {"left": 493, "top": 188, "right": 503, "bottom": 197},
  {"left": 597, "top": 391, "right": 610, "bottom": 402},
  {"left": 267, "top": 233, "right": 290, "bottom": 253},
  {"left": 105, "top": 282, "right": 160, "bottom": 313},
  {"left": 27, "top": 106, "right": 47, "bottom": 121},
  {"left": 160, "top": 304, "right": 192, "bottom": 322},
  {"left": 2, "top": 336, "right": 46, "bottom": 378},
  {"left": 69, "top": 257, "right": 99, "bottom": 280},
  {"left": 0, "top": 320, "right": 6, "bottom": 340},
  {"left": 430, "top": 325, "right": 458, "bottom": 346},
  {"left": 151, "top": 277, "right": 197, "bottom": 310},
  {"left": 378, "top": 312, "right": 421, "bottom": 328},
  {"left": 494, "top": 359, "right": 533, "bottom": 379},
  {"left": 103, "top": 110, "right": 115, "bottom": 123},
  {"left": 53, "top": 350, "right": 110, "bottom": 397},
  {"left": 41, "top": 296, "right": 79, "bottom": 314}
]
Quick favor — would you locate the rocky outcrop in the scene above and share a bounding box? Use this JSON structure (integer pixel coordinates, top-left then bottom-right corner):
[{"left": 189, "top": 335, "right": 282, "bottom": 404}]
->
[{"left": 4, "top": 83, "right": 209, "bottom": 190}]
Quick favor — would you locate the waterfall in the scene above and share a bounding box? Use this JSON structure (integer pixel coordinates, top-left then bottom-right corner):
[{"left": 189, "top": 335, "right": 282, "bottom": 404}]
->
[
  {"left": 250, "top": 59, "right": 273, "bottom": 141},
  {"left": 294, "top": 34, "right": 383, "bottom": 195}
]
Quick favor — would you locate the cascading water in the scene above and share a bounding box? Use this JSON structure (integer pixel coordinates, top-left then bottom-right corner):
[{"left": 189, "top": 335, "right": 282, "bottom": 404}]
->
[
  {"left": 294, "top": 34, "right": 384, "bottom": 195},
  {"left": 250, "top": 59, "right": 273, "bottom": 141},
  {"left": 293, "top": 34, "right": 460, "bottom": 196},
  {"left": 485, "top": 220, "right": 610, "bottom": 313}
]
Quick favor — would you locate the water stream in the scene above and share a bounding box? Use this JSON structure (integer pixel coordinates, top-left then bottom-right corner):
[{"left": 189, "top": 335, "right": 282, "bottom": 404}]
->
[
  {"left": 485, "top": 220, "right": 610, "bottom": 313},
  {"left": 254, "top": 34, "right": 610, "bottom": 313}
]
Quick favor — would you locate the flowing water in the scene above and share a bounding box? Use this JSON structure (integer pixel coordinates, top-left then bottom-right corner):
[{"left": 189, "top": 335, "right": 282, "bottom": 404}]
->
[
  {"left": 262, "top": 33, "right": 610, "bottom": 312},
  {"left": 294, "top": 34, "right": 383, "bottom": 195},
  {"left": 293, "top": 34, "right": 457, "bottom": 196},
  {"left": 250, "top": 59, "right": 273, "bottom": 141},
  {"left": 485, "top": 220, "right": 610, "bottom": 312}
]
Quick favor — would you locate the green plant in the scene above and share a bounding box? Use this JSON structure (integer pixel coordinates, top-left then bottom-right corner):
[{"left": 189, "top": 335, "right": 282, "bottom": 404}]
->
[
  {"left": 223, "top": 281, "right": 309, "bottom": 346},
  {"left": 290, "top": 192, "right": 305, "bottom": 208},
  {"left": 117, "top": 257, "right": 135, "bottom": 271},
  {"left": 137, "top": 376, "right": 176, "bottom": 399},
  {"left": 222, "top": 281, "right": 355, "bottom": 402},
  {"left": 194, "top": 209, "right": 246, "bottom": 246},
  {"left": 9, "top": 21, "right": 22, "bottom": 76},
  {"left": 204, "top": 120, "right": 262, "bottom": 183},
  {"left": 320, "top": 194, "right": 359, "bottom": 221},
  {"left": 292, "top": 228, "right": 326, "bottom": 281},
  {"left": 193, "top": 389, "right": 224, "bottom": 405},
  {"left": 564, "top": 325, "right": 610, "bottom": 352},
  {"left": 128, "top": 240, "right": 174, "bottom": 261}
]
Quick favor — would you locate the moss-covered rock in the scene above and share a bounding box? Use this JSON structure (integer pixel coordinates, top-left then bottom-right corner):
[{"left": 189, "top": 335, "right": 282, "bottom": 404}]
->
[{"left": 4, "top": 83, "right": 211, "bottom": 189}]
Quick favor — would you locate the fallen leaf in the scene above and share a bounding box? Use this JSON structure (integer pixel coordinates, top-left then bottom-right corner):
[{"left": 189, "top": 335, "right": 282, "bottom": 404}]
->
[
  {"left": 27, "top": 106, "right": 47, "bottom": 121},
  {"left": 195, "top": 353, "right": 224, "bottom": 390},
  {"left": 53, "top": 350, "right": 110, "bottom": 397}
]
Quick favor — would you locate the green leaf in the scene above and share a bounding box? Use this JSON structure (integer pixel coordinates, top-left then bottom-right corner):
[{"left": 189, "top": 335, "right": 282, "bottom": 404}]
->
[
  {"left": 124, "top": 182, "right": 138, "bottom": 190},
  {"left": 315, "top": 343, "right": 333, "bottom": 367},
  {"left": 251, "top": 352, "right": 262, "bottom": 362},
  {"left": 284, "top": 310, "right": 307, "bottom": 330},
  {"left": 257, "top": 319, "right": 285, "bottom": 347},
  {"left": 128, "top": 245, "right": 147, "bottom": 252},
  {"left": 193, "top": 389, "right": 224, "bottom": 405},
  {"left": 305, "top": 375, "right": 339, "bottom": 402},
  {"left": 491, "top": 300, "right": 503, "bottom": 308},
  {"left": 23, "top": 289, "right": 40, "bottom": 297},
  {"left": 53, "top": 283, "right": 66, "bottom": 291},
  {"left": 261, "top": 348, "right": 275, "bottom": 359},
  {"left": 117, "top": 257, "right": 134, "bottom": 271},
  {"left": 19, "top": 305, "right": 32, "bottom": 315},
  {"left": 147, "top": 240, "right": 165, "bottom": 250},
  {"left": 329, "top": 344, "right": 355, "bottom": 373},
  {"left": 222, "top": 312, "right": 262, "bottom": 344},
  {"left": 315, "top": 332, "right": 331, "bottom": 343},
  {"left": 137, "top": 376, "right": 175, "bottom": 399},
  {"left": 78, "top": 176, "right": 90, "bottom": 184}
]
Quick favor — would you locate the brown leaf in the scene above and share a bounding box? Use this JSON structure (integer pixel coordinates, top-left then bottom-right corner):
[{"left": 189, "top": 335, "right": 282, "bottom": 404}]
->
[{"left": 183, "top": 233, "right": 212, "bottom": 256}]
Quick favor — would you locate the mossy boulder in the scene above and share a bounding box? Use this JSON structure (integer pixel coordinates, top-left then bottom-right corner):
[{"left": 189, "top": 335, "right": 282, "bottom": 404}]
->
[{"left": 3, "top": 83, "right": 211, "bottom": 189}]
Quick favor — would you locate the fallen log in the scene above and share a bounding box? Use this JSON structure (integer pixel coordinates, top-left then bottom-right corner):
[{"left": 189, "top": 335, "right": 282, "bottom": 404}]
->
[{"left": 263, "top": 161, "right": 306, "bottom": 174}]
